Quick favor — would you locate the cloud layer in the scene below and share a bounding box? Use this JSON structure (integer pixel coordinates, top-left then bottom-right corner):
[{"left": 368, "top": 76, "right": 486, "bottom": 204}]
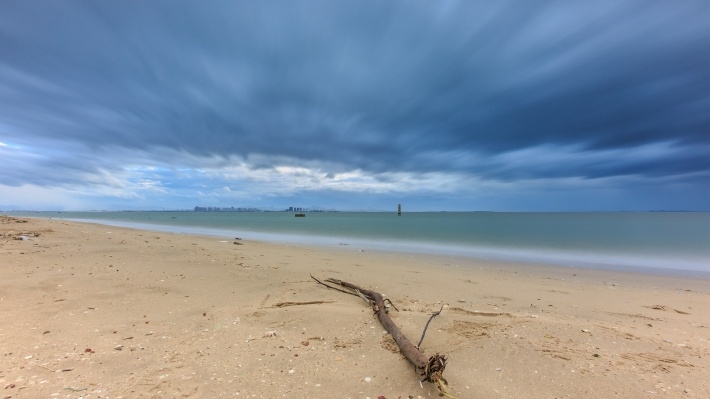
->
[{"left": 1, "top": 1, "right": 708, "bottom": 210}]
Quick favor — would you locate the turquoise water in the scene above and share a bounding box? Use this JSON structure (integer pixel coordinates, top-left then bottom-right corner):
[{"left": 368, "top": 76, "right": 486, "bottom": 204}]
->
[{"left": 13, "top": 211, "right": 710, "bottom": 274}]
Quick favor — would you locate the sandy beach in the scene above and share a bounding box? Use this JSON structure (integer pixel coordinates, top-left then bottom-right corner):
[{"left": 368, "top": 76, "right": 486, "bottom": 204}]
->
[{"left": 1, "top": 215, "right": 708, "bottom": 398}]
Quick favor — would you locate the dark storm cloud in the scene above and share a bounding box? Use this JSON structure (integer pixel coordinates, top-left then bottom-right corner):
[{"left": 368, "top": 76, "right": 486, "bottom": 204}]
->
[{"left": 0, "top": 0, "right": 708, "bottom": 186}]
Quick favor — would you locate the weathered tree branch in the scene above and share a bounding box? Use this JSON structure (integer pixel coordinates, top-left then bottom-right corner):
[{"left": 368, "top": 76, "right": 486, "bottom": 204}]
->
[{"left": 311, "top": 275, "right": 457, "bottom": 397}]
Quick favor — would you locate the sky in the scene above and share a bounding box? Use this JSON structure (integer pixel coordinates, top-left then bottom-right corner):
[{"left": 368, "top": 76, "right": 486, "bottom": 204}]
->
[{"left": 0, "top": 1, "right": 708, "bottom": 212}]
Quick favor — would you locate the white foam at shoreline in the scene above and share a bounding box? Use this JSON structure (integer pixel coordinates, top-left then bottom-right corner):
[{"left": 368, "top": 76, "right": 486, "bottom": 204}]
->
[{"left": 66, "top": 217, "right": 710, "bottom": 276}]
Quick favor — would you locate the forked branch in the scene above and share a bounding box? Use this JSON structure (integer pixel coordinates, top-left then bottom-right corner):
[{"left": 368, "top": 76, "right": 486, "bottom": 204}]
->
[{"left": 311, "top": 275, "right": 457, "bottom": 398}]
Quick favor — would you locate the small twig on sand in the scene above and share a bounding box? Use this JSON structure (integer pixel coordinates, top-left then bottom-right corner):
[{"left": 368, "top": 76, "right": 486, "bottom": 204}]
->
[
  {"left": 63, "top": 387, "right": 88, "bottom": 392},
  {"left": 272, "top": 300, "right": 334, "bottom": 308},
  {"left": 417, "top": 304, "right": 444, "bottom": 349}
]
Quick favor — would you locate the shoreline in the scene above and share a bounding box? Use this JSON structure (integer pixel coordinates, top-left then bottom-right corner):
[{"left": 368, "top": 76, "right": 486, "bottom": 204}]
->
[
  {"left": 2, "top": 216, "right": 709, "bottom": 398},
  {"left": 24, "top": 215, "right": 710, "bottom": 277}
]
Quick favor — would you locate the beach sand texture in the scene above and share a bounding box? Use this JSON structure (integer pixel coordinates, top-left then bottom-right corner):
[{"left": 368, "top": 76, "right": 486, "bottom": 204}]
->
[{"left": 1, "top": 216, "right": 709, "bottom": 398}]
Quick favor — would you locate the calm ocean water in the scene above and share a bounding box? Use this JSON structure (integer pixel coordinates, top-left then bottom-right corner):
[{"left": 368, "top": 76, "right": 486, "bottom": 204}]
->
[{"left": 13, "top": 211, "right": 710, "bottom": 274}]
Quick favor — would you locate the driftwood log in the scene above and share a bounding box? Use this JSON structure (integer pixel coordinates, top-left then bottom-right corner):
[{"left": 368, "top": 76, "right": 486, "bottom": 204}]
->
[{"left": 311, "top": 275, "right": 456, "bottom": 398}]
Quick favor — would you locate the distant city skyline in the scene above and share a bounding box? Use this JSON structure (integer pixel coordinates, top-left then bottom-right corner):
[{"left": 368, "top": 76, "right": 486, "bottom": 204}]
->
[
  {"left": 1, "top": 1, "right": 708, "bottom": 212},
  {"left": 193, "top": 206, "right": 328, "bottom": 212}
]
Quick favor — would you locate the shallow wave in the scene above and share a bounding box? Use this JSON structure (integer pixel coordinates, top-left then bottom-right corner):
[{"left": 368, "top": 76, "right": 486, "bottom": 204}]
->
[{"left": 68, "top": 217, "right": 710, "bottom": 276}]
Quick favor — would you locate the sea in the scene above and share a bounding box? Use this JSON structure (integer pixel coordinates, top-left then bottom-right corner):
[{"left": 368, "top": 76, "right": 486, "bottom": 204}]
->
[{"left": 11, "top": 211, "right": 710, "bottom": 275}]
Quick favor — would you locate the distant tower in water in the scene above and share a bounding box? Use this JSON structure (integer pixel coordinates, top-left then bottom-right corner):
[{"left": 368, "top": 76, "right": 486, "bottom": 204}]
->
[{"left": 398, "top": 203, "right": 401, "bottom": 216}]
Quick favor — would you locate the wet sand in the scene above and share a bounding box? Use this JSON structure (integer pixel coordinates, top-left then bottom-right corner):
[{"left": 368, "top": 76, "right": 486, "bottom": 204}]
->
[{"left": 1, "top": 215, "right": 709, "bottom": 398}]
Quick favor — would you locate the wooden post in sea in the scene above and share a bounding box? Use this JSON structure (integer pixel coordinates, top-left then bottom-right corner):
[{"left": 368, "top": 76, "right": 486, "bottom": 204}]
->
[{"left": 398, "top": 203, "right": 401, "bottom": 216}]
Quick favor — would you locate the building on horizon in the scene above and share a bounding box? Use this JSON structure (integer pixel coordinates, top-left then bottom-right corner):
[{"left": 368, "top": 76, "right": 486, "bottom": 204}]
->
[{"left": 194, "top": 206, "right": 261, "bottom": 212}]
